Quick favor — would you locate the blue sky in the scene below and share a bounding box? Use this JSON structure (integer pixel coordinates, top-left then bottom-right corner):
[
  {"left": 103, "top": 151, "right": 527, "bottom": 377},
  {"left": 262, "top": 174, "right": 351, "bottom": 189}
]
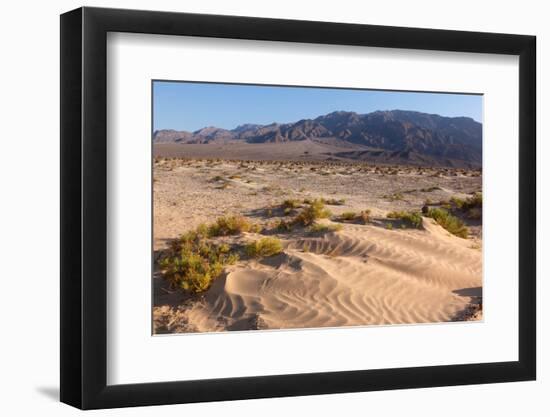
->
[{"left": 153, "top": 81, "right": 482, "bottom": 132}]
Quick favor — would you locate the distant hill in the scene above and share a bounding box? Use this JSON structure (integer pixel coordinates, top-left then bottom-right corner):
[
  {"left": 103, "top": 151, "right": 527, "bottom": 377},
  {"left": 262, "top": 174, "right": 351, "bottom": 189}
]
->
[{"left": 153, "top": 110, "right": 482, "bottom": 167}]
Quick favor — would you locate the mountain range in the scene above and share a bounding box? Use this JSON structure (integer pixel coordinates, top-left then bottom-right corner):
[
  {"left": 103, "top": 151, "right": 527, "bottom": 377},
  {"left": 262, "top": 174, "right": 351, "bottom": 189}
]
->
[{"left": 153, "top": 110, "right": 482, "bottom": 167}]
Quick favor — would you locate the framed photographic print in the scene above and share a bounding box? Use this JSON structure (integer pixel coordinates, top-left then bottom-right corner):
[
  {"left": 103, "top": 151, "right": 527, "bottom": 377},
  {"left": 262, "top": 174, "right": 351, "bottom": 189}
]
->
[{"left": 60, "top": 6, "right": 536, "bottom": 409}]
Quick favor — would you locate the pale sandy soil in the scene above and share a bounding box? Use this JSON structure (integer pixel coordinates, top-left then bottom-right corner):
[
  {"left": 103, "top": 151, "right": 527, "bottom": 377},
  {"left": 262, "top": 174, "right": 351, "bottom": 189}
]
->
[{"left": 153, "top": 158, "right": 482, "bottom": 333}]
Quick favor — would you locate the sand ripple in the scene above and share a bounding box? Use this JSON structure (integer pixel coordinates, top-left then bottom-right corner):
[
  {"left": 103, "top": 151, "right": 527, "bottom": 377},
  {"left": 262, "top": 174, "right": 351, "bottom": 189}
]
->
[{"left": 180, "top": 219, "right": 482, "bottom": 332}]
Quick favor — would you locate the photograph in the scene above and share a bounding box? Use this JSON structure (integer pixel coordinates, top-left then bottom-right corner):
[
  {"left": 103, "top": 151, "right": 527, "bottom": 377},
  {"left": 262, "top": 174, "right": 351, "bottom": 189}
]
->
[
  {"left": 152, "top": 81, "right": 483, "bottom": 334},
  {"left": 53, "top": 3, "right": 539, "bottom": 411}
]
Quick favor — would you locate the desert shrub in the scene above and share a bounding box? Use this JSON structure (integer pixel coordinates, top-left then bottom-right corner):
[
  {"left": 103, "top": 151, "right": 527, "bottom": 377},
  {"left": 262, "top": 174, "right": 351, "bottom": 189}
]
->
[
  {"left": 323, "top": 198, "right": 346, "bottom": 206},
  {"left": 462, "top": 192, "right": 482, "bottom": 211},
  {"left": 245, "top": 237, "right": 283, "bottom": 258},
  {"left": 308, "top": 223, "right": 343, "bottom": 234},
  {"left": 386, "top": 211, "right": 423, "bottom": 228},
  {"left": 282, "top": 199, "right": 301, "bottom": 209},
  {"left": 195, "top": 223, "right": 211, "bottom": 238},
  {"left": 160, "top": 232, "right": 239, "bottom": 293},
  {"left": 451, "top": 192, "right": 482, "bottom": 211},
  {"left": 339, "top": 211, "right": 357, "bottom": 221},
  {"left": 250, "top": 223, "right": 263, "bottom": 233},
  {"left": 208, "top": 215, "right": 254, "bottom": 236},
  {"left": 450, "top": 196, "right": 466, "bottom": 209},
  {"left": 293, "top": 199, "right": 332, "bottom": 226},
  {"left": 275, "top": 219, "right": 293, "bottom": 232},
  {"left": 210, "top": 175, "right": 224, "bottom": 182},
  {"left": 359, "top": 210, "right": 371, "bottom": 224},
  {"left": 427, "top": 208, "right": 468, "bottom": 238},
  {"left": 385, "top": 223, "right": 393, "bottom": 230}
]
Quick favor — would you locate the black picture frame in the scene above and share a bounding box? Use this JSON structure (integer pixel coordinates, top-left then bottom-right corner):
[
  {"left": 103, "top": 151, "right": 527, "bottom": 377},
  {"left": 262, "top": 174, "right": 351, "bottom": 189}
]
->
[{"left": 60, "top": 6, "right": 536, "bottom": 410}]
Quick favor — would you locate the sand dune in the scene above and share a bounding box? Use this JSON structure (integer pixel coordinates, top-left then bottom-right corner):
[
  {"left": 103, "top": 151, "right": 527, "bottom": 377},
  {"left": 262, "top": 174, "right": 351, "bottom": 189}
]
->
[{"left": 165, "top": 219, "right": 481, "bottom": 332}]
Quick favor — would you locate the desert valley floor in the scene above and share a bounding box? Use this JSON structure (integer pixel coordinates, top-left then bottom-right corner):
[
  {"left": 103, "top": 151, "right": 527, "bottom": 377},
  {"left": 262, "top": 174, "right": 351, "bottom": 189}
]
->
[{"left": 153, "top": 156, "right": 483, "bottom": 334}]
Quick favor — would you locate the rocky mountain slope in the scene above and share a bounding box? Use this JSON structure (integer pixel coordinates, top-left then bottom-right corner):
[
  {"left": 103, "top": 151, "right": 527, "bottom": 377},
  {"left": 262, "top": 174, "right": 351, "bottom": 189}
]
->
[{"left": 153, "top": 110, "right": 482, "bottom": 167}]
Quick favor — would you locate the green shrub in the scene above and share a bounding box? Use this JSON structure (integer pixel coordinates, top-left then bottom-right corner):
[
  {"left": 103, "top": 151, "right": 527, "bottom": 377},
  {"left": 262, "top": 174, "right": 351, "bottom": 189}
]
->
[
  {"left": 160, "top": 232, "right": 239, "bottom": 293},
  {"left": 427, "top": 208, "right": 469, "bottom": 238},
  {"left": 450, "top": 196, "right": 466, "bottom": 209},
  {"left": 339, "top": 211, "right": 357, "bottom": 221},
  {"left": 245, "top": 237, "right": 283, "bottom": 258},
  {"left": 386, "top": 211, "right": 423, "bottom": 228},
  {"left": 208, "top": 215, "right": 255, "bottom": 236},
  {"left": 385, "top": 222, "right": 393, "bottom": 230},
  {"left": 293, "top": 199, "right": 332, "bottom": 226},
  {"left": 450, "top": 192, "right": 482, "bottom": 212},
  {"left": 308, "top": 223, "right": 343, "bottom": 234}
]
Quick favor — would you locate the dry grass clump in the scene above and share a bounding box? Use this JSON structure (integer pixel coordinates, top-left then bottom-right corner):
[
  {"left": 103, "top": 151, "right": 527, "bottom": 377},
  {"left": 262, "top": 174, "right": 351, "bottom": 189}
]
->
[
  {"left": 330, "top": 209, "right": 371, "bottom": 224},
  {"left": 339, "top": 211, "right": 357, "bottom": 221},
  {"left": 209, "top": 215, "right": 261, "bottom": 236},
  {"left": 245, "top": 237, "right": 283, "bottom": 258},
  {"left": 447, "top": 192, "right": 482, "bottom": 220},
  {"left": 293, "top": 199, "right": 332, "bottom": 226},
  {"left": 386, "top": 211, "right": 423, "bottom": 228},
  {"left": 307, "top": 223, "right": 343, "bottom": 234},
  {"left": 427, "top": 208, "right": 468, "bottom": 238},
  {"left": 322, "top": 198, "right": 346, "bottom": 206},
  {"left": 160, "top": 230, "right": 239, "bottom": 293}
]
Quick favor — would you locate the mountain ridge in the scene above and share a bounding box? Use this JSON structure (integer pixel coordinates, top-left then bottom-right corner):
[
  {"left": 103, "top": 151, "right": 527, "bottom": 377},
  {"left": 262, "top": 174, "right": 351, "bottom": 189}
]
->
[{"left": 153, "top": 110, "right": 482, "bottom": 167}]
